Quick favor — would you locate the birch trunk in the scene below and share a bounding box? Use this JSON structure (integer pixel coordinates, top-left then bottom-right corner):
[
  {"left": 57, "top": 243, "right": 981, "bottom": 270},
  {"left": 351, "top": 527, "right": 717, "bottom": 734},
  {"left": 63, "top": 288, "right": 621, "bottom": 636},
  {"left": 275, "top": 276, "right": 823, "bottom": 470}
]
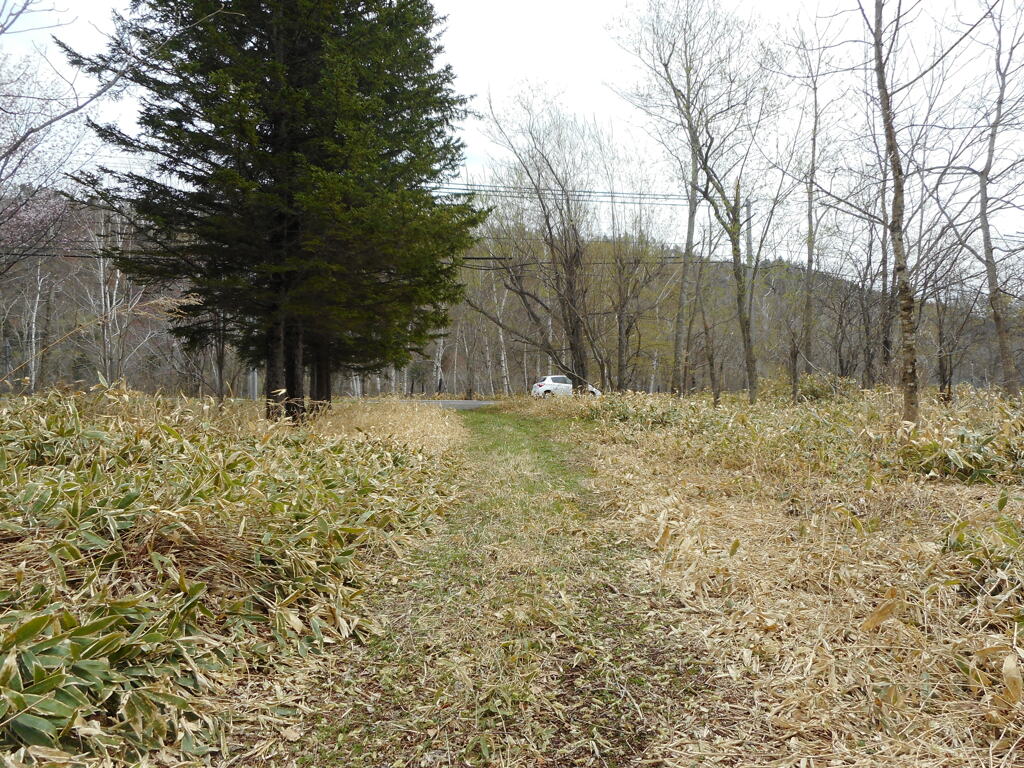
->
[
  {"left": 870, "top": 0, "right": 919, "bottom": 423},
  {"left": 671, "top": 149, "right": 699, "bottom": 395}
]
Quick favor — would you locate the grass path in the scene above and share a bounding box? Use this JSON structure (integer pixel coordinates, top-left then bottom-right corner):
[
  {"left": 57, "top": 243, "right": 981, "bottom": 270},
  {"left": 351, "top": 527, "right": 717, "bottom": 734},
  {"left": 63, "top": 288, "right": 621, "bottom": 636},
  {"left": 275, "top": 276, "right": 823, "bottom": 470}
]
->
[{"left": 293, "top": 409, "right": 697, "bottom": 767}]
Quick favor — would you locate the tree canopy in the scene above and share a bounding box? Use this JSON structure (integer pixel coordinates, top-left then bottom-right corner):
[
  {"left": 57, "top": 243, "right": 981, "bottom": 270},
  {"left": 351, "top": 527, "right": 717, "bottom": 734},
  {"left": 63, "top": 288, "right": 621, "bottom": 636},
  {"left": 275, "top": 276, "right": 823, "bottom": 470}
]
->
[{"left": 66, "top": 0, "right": 484, "bottom": 416}]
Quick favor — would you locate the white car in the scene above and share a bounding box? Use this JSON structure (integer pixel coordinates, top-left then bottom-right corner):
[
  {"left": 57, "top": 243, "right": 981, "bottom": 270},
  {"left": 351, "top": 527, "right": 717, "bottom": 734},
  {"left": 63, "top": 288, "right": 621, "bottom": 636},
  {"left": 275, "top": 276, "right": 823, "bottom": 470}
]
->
[{"left": 531, "top": 375, "right": 601, "bottom": 398}]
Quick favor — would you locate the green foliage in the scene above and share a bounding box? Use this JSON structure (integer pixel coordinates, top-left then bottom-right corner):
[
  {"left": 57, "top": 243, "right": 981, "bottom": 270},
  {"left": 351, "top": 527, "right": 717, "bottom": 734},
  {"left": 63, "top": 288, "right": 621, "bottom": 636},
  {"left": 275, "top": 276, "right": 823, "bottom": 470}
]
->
[
  {"left": 0, "top": 387, "right": 456, "bottom": 763},
  {"left": 941, "top": 513, "right": 1023, "bottom": 634},
  {"left": 895, "top": 415, "right": 1024, "bottom": 483},
  {"left": 65, "top": 0, "right": 484, "bottom": 382}
]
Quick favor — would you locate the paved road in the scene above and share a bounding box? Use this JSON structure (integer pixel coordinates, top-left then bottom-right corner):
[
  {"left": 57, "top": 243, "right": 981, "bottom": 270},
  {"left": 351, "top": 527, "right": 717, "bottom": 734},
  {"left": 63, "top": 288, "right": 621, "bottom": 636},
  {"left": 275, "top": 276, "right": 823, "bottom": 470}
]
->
[
  {"left": 407, "top": 399, "right": 496, "bottom": 410},
  {"left": 360, "top": 399, "right": 497, "bottom": 410}
]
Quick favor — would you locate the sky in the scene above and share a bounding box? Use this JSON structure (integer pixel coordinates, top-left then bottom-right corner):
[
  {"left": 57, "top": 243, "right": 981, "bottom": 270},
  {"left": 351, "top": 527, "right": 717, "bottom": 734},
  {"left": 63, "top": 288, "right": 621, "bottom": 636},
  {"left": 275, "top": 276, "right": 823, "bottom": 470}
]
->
[
  {"left": 432, "top": 0, "right": 653, "bottom": 175},
  {"left": 4, "top": 0, "right": 812, "bottom": 180}
]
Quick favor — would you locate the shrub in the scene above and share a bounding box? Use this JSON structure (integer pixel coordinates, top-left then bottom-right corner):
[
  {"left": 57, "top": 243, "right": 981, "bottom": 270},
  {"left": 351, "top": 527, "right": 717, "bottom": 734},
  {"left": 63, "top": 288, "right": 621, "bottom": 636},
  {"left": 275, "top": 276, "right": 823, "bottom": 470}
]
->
[
  {"left": 0, "top": 387, "right": 457, "bottom": 763},
  {"left": 894, "top": 413, "right": 1024, "bottom": 483},
  {"left": 757, "top": 373, "right": 859, "bottom": 403},
  {"left": 796, "top": 373, "right": 858, "bottom": 402},
  {"left": 575, "top": 391, "right": 694, "bottom": 428}
]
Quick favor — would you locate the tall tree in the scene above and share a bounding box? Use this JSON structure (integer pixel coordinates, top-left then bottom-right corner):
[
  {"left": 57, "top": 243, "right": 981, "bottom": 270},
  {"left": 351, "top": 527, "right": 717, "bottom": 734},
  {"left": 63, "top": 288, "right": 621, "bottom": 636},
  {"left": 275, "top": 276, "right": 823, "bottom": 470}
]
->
[
  {"left": 485, "top": 98, "right": 597, "bottom": 390},
  {"left": 934, "top": 0, "right": 1024, "bottom": 394},
  {"left": 860, "top": 0, "right": 991, "bottom": 423},
  {"left": 789, "top": 23, "right": 837, "bottom": 383},
  {"left": 66, "top": 0, "right": 481, "bottom": 417},
  {"left": 669, "top": 150, "right": 698, "bottom": 395},
  {"left": 628, "top": 0, "right": 786, "bottom": 404}
]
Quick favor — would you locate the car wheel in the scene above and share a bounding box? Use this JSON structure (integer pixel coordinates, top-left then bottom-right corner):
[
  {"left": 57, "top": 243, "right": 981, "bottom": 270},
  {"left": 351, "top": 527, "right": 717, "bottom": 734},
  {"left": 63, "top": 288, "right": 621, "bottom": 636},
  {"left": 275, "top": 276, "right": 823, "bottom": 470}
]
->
[{"left": 543, "top": 390, "right": 554, "bottom": 398}]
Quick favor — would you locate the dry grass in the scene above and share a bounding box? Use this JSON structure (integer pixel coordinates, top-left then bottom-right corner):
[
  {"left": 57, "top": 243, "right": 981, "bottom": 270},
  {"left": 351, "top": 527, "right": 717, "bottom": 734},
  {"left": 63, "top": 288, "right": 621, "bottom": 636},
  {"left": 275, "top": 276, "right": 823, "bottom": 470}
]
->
[
  {"left": 7, "top": 385, "right": 1021, "bottom": 766},
  {"left": 511, "top": 388, "right": 1024, "bottom": 766},
  {"left": 323, "top": 397, "right": 468, "bottom": 456},
  {"left": 286, "top": 409, "right": 704, "bottom": 767},
  {"left": 0, "top": 387, "right": 464, "bottom": 766}
]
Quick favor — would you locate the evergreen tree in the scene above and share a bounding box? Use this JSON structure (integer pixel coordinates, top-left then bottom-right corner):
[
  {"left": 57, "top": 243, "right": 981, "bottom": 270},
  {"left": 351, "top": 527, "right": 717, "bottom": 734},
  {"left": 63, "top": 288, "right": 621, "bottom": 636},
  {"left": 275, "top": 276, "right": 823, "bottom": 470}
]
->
[{"left": 66, "top": 0, "right": 483, "bottom": 416}]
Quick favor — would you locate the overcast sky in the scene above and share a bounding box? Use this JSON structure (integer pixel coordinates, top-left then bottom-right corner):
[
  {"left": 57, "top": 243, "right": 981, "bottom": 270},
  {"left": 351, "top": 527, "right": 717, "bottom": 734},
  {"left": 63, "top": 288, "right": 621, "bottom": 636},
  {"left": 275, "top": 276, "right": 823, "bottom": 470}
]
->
[
  {"left": 433, "top": 0, "right": 655, "bottom": 174},
  {"left": 6, "top": 0, "right": 814, "bottom": 180}
]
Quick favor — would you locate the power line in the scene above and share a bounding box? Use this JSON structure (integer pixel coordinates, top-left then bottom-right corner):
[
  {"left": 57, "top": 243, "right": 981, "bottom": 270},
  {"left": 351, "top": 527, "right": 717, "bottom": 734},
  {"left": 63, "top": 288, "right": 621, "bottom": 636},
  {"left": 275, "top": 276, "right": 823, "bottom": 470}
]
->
[
  {"left": 442, "top": 181, "right": 692, "bottom": 201},
  {"left": 439, "top": 182, "right": 696, "bottom": 209},
  {"left": 437, "top": 182, "right": 806, "bottom": 212}
]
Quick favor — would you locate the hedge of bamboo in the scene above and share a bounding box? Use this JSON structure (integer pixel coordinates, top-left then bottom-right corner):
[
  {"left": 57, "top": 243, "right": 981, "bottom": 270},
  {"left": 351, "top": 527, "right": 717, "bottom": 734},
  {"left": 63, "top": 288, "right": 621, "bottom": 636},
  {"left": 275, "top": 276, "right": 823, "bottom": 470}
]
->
[{"left": 0, "top": 388, "right": 460, "bottom": 766}]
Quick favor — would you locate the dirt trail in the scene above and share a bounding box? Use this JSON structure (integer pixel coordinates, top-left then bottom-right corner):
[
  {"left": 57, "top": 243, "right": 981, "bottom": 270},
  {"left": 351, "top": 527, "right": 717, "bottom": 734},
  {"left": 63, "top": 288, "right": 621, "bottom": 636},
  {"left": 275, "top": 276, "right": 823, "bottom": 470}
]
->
[{"left": 290, "top": 410, "right": 696, "bottom": 767}]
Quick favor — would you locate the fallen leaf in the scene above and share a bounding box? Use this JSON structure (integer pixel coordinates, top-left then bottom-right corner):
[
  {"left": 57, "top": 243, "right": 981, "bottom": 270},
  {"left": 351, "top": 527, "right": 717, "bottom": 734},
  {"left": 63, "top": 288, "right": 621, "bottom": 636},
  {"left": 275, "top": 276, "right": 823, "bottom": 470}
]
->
[
  {"left": 861, "top": 599, "right": 899, "bottom": 632},
  {"left": 1002, "top": 654, "right": 1022, "bottom": 704}
]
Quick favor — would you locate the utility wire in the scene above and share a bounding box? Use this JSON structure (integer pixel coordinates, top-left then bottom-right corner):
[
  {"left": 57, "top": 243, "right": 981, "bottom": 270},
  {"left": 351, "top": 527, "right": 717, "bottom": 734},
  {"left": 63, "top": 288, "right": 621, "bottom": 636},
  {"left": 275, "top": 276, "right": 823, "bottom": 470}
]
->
[
  {"left": 437, "top": 181, "right": 796, "bottom": 209},
  {"left": 439, "top": 183, "right": 695, "bottom": 209}
]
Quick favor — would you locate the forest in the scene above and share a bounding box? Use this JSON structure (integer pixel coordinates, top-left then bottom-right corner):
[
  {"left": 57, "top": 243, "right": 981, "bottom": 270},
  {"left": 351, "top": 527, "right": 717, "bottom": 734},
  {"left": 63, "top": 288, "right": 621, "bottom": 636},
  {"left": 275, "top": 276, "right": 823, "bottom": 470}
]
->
[{"left": 2, "top": 0, "right": 1022, "bottom": 414}]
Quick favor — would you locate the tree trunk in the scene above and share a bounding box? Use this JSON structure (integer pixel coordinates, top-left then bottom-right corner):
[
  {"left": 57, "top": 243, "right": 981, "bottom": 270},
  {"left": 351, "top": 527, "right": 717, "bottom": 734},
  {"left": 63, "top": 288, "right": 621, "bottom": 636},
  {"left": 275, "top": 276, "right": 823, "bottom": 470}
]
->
[
  {"left": 555, "top": 233, "right": 589, "bottom": 390},
  {"left": 433, "top": 336, "right": 446, "bottom": 393},
  {"left": 700, "top": 295, "right": 720, "bottom": 408},
  {"left": 28, "top": 260, "right": 45, "bottom": 392},
  {"left": 491, "top": 278, "right": 513, "bottom": 394},
  {"left": 872, "top": 0, "right": 918, "bottom": 423},
  {"left": 482, "top": 334, "right": 494, "bottom": 396},
  {"left": 616, "top": 308, "right": 628, "bottom": 391},
  {"left": 265, "top": 318, "right": 286, "bottom": 419},
  {"left": 731, "top": 185, "right": 758, "bottom": 403},
  {"left": 498, "top": 326, "right": 511, "bottom": 394},
  {"left": 309, "top": 343, "right": 332, "bottom": 412},
  {"left": 979, "top": 162, "right": 1020, "bottom": 395},
  {"left": 790, "top": 337, "right": 800, "bottom": 404},
  {"left": 878, "top": 166, "right": 894, "bottom": 373},
  {"left": 935, "top": 301, "right": 952, "bottom": 403},
  {"left": 463, "top": 332, "right": 475, "bottom": 400},
  {"left": 37, "top": 279, "right": 55, "bottom": 389},
  {"left": 284, "top": 319, "right": 305, "bottom": 420},
  {"left": 308, "top": 352, "right": 319, "bottom": 403},
  {"left": 451, "top": 328, "right": 460, "bottom": 395},
  {"left": 564, "top": 303, "right": 588, "bottom": 390},
  {"left": 802, "top": 90, "right": 818, "bottom": 376},
  {"left": 320, "top": 359, "right": 332, "bottom": 405},
  {"left": 682, "top": 254, "right": 704, "bottom": 395},
  {"left": 861, "top": 224, "right": 877, "bottom": 388},
  {"left": 214, "top": 316, "right": 227, "bottom": 403},
  {"left": 671, "top": 150, "right": 699, "bottom": 395}
]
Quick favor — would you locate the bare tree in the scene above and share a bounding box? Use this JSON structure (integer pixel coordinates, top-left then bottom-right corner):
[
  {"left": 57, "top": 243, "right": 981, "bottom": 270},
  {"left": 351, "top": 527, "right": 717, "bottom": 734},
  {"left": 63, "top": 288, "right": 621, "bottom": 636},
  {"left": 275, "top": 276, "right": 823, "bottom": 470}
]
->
[
  {"left": 485, "top": 98, "right": 596, "bottom": 389},
  {"left": 73, "top": 210, "right": 151, "bottom": 382},
  {"left": 788, "top": 22, "right": 841, "bottom": 383},
  {"left": 0, "top": 1, "right": 140, "bottom": 282},
  {"left": 931, "top": 0, "right": 1024, "bottom": 394},
  {"left": 973, "top": 2, "right": 1024, "bottom": 392},
  {"left": 628, "top": 0, "right": 790, "bottom": 403},
  {"left": 0, "top": 58, "right": 86, "bottom": 280},
  {"left": 669, "top": 151, "right": 698, "bottom": 395},
  {"left": 859, "top": 0, "right": 991, "bottom": 422}
]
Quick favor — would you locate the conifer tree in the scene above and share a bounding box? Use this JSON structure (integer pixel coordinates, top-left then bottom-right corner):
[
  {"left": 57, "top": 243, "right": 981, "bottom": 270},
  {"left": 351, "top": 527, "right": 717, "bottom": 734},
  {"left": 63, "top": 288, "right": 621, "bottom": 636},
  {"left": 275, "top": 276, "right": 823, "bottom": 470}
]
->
[{"left": 66, "top": 0, "right": 482, "bottom": 416}]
